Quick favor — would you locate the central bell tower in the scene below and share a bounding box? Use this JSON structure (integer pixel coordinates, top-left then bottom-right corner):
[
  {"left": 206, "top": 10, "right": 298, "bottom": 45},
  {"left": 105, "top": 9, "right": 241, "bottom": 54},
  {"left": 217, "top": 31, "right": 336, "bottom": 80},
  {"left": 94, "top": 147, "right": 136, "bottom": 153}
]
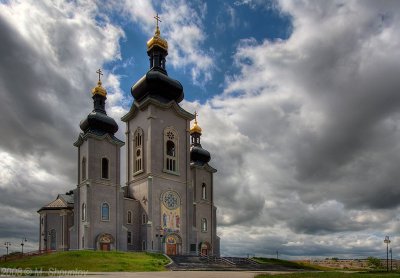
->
[{"left": 122, "top": 15, "right": 194, "bottom": 254}]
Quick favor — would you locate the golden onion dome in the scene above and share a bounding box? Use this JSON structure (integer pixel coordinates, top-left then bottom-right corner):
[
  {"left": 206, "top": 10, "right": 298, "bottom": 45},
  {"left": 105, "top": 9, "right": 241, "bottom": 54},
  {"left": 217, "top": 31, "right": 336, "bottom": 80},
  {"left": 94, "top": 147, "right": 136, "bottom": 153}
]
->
[
  {"left": 92, "top": 80, "right": 107, "bottom": 97},
  {"left": 92, "top": 69, "right": 107, "bottom": 97},
  {"left": 147, "top": 14, "right": 168, "bottom": 51},
  {"left": 190, "top": 112, "right": 202, "bottom": 134}
]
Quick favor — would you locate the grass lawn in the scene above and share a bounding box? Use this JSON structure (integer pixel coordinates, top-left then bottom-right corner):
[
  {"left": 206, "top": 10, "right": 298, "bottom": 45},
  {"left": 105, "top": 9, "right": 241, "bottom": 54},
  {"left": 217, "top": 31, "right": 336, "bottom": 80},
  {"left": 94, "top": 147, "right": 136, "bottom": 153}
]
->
[
  {"left": 0, "top": 251, "right": 169, "bottom": 272},
  {"left": 256, "top": 272, "right": 400, "bottom": 278}
]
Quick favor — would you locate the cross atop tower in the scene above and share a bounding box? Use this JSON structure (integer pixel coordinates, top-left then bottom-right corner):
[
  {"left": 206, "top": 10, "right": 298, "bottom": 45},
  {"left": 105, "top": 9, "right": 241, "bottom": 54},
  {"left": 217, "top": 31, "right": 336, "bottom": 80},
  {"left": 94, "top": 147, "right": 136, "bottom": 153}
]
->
[
  {"left": 96, "top": 68, "right": 103, "bottom": 82},
  {"left": 194, "top": 111, "right": 198, "bottom": 124},
  {"left": 154, "top": 13, "right": 162, "bottom": 28}
]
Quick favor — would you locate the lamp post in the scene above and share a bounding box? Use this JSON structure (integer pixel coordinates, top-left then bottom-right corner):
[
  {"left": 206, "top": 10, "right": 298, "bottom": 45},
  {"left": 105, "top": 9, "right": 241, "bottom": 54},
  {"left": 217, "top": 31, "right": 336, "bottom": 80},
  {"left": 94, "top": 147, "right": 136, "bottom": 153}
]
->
[
  {"left": 390, "top": 248, "right": 393, "bottom": 271},
  {"left": 4, "top": 242, "right": 11, "bottom": 256},
  {"left": 21, "top": 238, "right": 27, "bottom": 255},
  {"left": 384, "top": 236, "right": 391, "bottom": 272}
]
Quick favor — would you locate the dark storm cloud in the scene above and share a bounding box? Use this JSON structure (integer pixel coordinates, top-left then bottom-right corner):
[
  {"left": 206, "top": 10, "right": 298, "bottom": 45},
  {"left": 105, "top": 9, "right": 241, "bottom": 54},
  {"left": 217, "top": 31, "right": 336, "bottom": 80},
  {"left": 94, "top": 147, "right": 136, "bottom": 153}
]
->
[
  {"left": 0, "top": 14, "right": 80, "bottom": 176},
  {"left": 195, "top": 0, "right": 400, "bottom": 254},
  {"left": 0, "top": 1, "right": 124, "bottom": 253}
]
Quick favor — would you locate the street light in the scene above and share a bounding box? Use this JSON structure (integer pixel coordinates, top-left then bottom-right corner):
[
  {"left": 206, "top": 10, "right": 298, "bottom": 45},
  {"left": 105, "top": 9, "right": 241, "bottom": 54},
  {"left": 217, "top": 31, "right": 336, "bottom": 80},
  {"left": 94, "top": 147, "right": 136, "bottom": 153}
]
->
[
  {"left": 384, "top": 236, "right": 391, "bottom": 272},
  {"left": 4, "top": 242, "right": 11, "bottom": 256},
  {"left": 21, "top": 238, "right": 27, "bottom": 255},
  {"left": 390, "top": 248, "right": 393, "bottom": 271}
]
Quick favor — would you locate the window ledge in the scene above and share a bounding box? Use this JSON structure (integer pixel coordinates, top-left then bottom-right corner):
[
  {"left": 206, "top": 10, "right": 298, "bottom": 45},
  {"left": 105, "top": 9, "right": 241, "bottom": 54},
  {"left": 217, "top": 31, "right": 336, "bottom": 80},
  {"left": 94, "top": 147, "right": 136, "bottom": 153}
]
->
[
  {"left": 133, "top": 170, "right": 144, "bottom": 176},
  {"left": 163, "top": 169, "right": 180, "bottom": 176}
]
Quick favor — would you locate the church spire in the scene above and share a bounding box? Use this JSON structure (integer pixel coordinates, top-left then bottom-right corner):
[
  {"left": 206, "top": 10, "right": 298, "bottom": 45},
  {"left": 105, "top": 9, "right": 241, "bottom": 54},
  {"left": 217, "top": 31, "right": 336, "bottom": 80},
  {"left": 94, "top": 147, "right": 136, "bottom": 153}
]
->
[
  {"left": 130, "top": 13, "right": 184, "bottom": 104},
  {"left": 146, "top": 13, "right": 168, "bottom": 73},
  {"left": 79, "top": 69, "right": 118, "bottom": 135},
  {"left": 190, "top": 111, "right": 202, "bottom": 136},
  {"left": 91, "top": 68, "right": 107, "bottom": 114},
  {"left": 190, "top": 112, "right": 211, "bottom": 165}
]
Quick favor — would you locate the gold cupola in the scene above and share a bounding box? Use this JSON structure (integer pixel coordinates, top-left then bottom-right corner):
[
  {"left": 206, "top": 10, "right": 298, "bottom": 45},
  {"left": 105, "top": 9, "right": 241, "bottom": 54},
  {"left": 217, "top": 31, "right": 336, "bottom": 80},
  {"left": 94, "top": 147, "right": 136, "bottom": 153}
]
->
[
  {"left": 92, "top": 69, "right": 107, "bottom": 97},
  {"left": 147, "top": 13, "right": 168, "bottom": 52},
  {"left": 190, "top": 112, "right": 202, "bottom": 134}
]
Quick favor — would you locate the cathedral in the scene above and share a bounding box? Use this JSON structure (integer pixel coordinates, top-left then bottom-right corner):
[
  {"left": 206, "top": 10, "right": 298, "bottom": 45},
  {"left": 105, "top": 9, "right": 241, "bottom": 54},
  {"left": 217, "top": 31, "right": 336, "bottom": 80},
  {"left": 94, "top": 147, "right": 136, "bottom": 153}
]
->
[{"left": 37, "top": 18, "right": 220, "bottom": 256}]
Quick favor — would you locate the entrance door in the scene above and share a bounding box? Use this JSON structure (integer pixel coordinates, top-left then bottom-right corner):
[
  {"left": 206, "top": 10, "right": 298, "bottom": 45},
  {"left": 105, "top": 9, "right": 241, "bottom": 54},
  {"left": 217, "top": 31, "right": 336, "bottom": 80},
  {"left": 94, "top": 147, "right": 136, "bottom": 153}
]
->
[
  {"left": 166, "top": 244, "right": 177, "bottom": 255},
  {"left": 201, "top": 248, "right": 208, "bottom": 256},
  {"left": 100, "top": 243, "right": 110, "bottom": 251}
]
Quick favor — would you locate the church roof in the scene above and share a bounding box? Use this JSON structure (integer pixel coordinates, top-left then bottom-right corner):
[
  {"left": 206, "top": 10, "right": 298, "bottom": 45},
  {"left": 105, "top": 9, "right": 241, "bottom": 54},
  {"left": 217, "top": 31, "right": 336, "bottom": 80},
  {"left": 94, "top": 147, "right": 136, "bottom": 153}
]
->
[
  {"left": 58, "top": 194, "right": 74, "bottom": 205},
  {"left": 38, "top": 192, "right": 74, "bottom": 212},
  {"left": 44, "top": 198, "right": 68, "bottom": 208}
]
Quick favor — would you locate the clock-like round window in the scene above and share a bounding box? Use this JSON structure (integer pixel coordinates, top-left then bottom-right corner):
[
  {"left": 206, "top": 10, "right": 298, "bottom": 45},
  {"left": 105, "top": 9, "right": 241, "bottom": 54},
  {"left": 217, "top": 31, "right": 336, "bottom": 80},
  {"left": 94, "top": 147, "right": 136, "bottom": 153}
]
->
[{"left": 162, "top": 190, "right": 180, "bottom": 210}]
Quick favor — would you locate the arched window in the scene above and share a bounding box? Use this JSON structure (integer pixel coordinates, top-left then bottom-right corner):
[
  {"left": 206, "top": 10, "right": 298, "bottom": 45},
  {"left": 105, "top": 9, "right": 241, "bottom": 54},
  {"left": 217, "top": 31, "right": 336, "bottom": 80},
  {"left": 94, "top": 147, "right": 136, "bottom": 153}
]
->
[
  {"left": 81, "top": 203, "right": 86, "bottom": 221},
  {"left": 202, "top": 183, "right": 206, "bottom": 200},
  {"left": 164, "top": 127, "right": 179, "bottom": 174},
  {"left": 81, "top": 157, "right": 86, "bottom": 181},
  {"left": 101, "top": 157, "right": 109, "bottom": 179},
  {"left": 101, "top": 203, "right": 110, "bottom": 221},
  {"left": 167, "top": 141, "right": 175, "bottom": 156},
  {"left": 134, "top": 128, "right": 144, "bottom": 174},
  {"left": 127, "top": 211, "right": 132, "bottom": 224},
  {"left": 201, "top": 218, "right": 207, "bottom": 232}
]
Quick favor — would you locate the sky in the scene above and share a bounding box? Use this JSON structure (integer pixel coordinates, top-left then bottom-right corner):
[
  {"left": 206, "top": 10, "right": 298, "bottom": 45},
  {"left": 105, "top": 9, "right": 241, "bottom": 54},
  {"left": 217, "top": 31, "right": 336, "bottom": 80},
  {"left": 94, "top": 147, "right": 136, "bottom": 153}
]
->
[{"left": 1, "top": 0, "right": 400, "bottom": 259}]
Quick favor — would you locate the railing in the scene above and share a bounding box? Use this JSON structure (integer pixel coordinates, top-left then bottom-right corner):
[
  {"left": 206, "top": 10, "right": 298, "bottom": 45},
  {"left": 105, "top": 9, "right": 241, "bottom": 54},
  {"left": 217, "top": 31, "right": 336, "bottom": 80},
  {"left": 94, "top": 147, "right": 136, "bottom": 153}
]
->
[{"left": 199, "top": 255, "right": 235, "bottom": 265}]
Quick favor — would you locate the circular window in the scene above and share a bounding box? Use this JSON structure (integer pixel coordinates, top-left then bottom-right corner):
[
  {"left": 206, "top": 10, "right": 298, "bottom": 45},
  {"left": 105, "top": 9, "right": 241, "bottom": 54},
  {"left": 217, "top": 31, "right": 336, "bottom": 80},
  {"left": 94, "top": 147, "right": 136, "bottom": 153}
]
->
[
  {"left": 167, "top": 131, "right": 175, "bottom": 140},
  {"left": 162, "top": 190, "right": 180, "bottom": 210},
  {"left": 136, "top": 149, "right": 141, "bottom": 156}
]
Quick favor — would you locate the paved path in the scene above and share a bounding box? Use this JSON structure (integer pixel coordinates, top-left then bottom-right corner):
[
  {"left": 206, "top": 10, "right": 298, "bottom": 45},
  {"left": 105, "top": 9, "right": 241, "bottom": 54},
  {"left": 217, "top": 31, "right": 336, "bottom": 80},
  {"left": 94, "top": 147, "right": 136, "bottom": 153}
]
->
[{"left": 51, "top": 270, "right": 295, "bottom": 278}]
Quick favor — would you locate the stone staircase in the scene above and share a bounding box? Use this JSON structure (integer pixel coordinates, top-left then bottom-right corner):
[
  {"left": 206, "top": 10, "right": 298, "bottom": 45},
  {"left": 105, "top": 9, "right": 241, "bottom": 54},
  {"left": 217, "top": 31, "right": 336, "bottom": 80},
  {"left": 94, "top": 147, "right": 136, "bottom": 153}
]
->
[
  {"left": 168, "top": 255, "right": 305, "bottom": 271},
  {"left": 168, "top": 255, "right": 235, "bottom": 270}
]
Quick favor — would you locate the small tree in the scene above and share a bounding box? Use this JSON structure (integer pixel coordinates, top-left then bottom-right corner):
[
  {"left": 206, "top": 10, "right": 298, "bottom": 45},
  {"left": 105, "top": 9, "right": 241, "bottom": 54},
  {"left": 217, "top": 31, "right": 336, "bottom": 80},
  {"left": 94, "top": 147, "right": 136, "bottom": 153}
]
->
[{"left": 367, "top": 256, "right": 382, "bottom": 269}]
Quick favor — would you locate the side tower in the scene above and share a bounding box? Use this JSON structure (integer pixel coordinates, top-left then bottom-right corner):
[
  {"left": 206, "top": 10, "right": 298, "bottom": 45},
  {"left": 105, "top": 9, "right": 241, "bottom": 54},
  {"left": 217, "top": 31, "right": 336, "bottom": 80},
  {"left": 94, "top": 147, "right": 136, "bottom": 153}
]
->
[
  {"left": 70, "top": 71, "right": 124, "bottom": 251},
  {"left": 190, "top": 115, "right": 220, "bottom": 256},
  {"left": 122, "top": 17, "right": 194, "bottom": 255}
]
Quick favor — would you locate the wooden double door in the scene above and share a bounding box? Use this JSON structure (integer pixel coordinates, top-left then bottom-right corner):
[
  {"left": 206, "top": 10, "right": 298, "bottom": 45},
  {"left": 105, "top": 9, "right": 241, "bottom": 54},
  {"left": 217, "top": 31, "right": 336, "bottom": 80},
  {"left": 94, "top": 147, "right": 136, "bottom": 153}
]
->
[
  {"left": 201, "top": 248, "right": 208, "bottom": 256},
  {"left": 166, "top": 244, "right": 177, "bottom": 255},
  {"left": 100, "top": 243, "right": 110, "bottom": 251}
]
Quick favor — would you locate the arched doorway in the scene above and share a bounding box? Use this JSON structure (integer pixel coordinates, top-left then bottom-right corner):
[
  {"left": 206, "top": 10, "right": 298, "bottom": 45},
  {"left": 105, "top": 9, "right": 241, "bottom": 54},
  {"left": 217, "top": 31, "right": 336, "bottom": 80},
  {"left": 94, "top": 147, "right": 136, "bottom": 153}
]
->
[
  {"left": 97, "top": 233, "right": 114, "bottom": 251},
  {"left": 199, "top": 241, "right": 211, "bottom": 256},
  {"left": 165, "top": 234, "right": 182, "bottom": 255}
]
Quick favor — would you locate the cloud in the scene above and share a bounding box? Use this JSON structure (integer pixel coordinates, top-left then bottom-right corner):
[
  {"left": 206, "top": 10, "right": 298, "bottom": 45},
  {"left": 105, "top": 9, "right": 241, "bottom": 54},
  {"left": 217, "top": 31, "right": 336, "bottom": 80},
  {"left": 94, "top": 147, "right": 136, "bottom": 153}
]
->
[
  {"left": 182, "top": 0, "right": 400, "bottom": 256},
  {"left": 0, "top": 0, "right": 125, "bottom": 251},
  {"left": 1, "top": 0, "right": 400, "bottom": 259}
]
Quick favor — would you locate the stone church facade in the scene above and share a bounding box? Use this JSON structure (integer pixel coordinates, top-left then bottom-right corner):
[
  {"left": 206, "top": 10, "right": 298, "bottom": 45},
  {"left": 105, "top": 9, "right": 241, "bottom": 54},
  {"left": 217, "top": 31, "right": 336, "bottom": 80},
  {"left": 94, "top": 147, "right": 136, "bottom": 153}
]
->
[{"left": 38, "top": 21, "right": 220, "bottom": 256}]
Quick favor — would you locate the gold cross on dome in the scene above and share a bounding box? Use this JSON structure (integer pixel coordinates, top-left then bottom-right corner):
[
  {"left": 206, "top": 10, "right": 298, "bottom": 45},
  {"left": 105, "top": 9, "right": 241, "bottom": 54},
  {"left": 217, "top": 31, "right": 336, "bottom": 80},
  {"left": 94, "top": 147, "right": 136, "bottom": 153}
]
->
[
  {"left": 154, "top": 13, "right": 162, "bottom": 28},
  {"left": 96, "top": 68, "right": 103, "bottom": 82},
  {"left": 194, "top": 111, "right": 198, "bottom": 123}
]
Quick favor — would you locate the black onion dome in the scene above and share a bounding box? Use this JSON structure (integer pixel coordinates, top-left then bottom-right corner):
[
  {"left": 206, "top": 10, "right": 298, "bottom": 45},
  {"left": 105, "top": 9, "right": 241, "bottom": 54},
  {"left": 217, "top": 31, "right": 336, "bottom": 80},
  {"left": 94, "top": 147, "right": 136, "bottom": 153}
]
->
[
  {"left": 79, "top": 110, "right": 118, "bottom": 135},
  {"left": 79, "top": 72, "right": 119, "bottom": 136},
  {"left": 131, "top": 68, "right": 184, "bottom": 103},
  {"left": 190, "top": 145, "right": 211, "bottom": 166},
  {"left": 132, "top": 20, "right": 184, "bottom": 104}
]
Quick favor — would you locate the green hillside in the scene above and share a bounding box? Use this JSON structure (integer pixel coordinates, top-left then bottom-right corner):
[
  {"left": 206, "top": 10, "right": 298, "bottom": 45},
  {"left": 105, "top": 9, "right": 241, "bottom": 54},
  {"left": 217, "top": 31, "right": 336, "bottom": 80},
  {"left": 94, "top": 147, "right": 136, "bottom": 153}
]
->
[{"left": 0, "top": 251, "right": 169, "bottom": 272}]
